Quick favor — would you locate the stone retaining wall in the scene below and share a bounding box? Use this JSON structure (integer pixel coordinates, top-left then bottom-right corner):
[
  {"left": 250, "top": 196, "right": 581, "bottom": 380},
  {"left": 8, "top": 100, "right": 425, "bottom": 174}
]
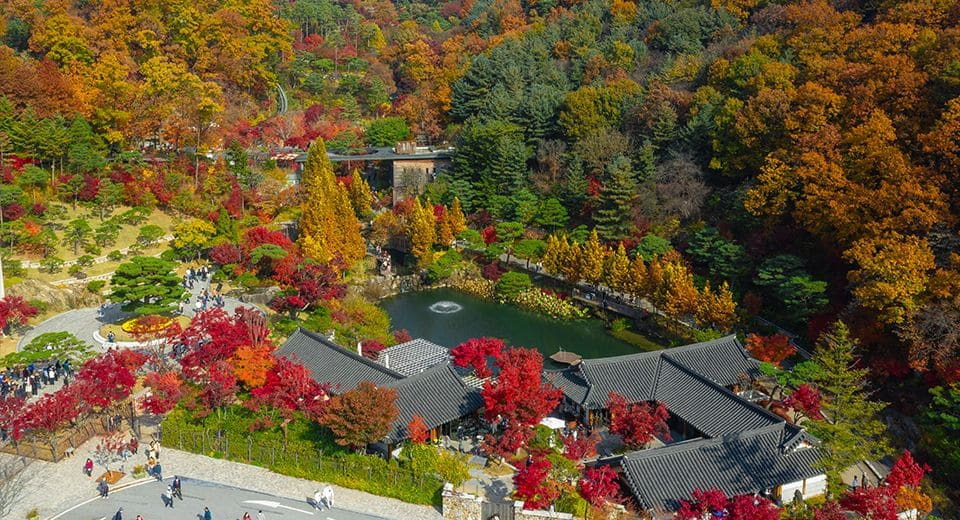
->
[{"left": 441, "top": 485, "right": 573, "bottom": 520}]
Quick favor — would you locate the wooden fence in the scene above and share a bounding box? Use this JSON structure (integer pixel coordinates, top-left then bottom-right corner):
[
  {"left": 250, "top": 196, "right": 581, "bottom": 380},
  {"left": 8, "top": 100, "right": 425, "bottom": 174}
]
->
[{"left": 0, "top": 414, "right": 113, "bottom": 462}]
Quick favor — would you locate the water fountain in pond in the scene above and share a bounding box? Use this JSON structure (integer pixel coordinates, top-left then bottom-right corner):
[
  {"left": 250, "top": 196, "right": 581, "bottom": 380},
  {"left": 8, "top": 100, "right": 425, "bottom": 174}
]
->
[{"left": 429, "top": 301, "right": 463, "bottom": 314}]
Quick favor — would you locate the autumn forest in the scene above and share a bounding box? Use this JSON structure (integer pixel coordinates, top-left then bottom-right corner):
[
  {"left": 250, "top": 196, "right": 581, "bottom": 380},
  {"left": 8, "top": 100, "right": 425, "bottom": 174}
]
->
[{"left": 2, "top": 0, "right": 960, "bottom": 513}]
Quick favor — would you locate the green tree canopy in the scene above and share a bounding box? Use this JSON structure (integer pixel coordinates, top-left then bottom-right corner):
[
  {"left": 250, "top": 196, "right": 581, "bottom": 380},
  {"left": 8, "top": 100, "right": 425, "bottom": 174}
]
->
[
  {"left": 495, "top": 271, "right": 532, "bottom": 300},
  {"left": 806, "top": 322, "right": 889, "bottom": 494},
  {"left": 365, "top": 117, "right": 411, "bottom": 146},
  {"left": 634, "top": 234, "right": 673, "bottom": 261},
  {"left": 754, "top": 255, "right": 828, "bottom": 324},
  {"left": 109, "top": 256, "right": 187, "bottom": 315},
  {"left": 62, "top": 218, "right": 92, "bottom": 256},
  {"left": 687, "top": 227, "right": 748, "bottom": 281},
  {"left": 2, "top": 332, "right": 93, "bottom": 368}
]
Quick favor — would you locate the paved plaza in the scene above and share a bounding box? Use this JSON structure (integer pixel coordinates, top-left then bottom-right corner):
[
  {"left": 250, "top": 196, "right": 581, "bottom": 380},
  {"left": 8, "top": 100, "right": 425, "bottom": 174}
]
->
[{"left": 51, "top": 477, "right": 388, "bottom": 520}]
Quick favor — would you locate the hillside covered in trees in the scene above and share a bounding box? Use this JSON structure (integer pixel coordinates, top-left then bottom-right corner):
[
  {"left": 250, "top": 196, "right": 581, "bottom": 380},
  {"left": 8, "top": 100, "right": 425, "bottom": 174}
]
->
[{"left": 3, "top": 0, "right": 960, "bottom": 504}]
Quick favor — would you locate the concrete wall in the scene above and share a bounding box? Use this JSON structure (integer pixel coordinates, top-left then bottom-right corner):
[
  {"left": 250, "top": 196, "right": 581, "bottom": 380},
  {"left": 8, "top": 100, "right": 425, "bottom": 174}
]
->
[{"left": 392, "top": 158, "right": 451, "bottom": 203}]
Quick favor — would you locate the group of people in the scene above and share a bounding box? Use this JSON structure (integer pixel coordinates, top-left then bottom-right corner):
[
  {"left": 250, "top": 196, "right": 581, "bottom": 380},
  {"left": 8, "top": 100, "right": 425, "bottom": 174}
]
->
[
  {"left": 177, "top": 265, "right": 228, "bottom": 313},
  {"left": 182, "top": 265, "right": 211, "bottom": 290},
  {"left": 0, "top": 359, "right": 74, "bottom": 440}
]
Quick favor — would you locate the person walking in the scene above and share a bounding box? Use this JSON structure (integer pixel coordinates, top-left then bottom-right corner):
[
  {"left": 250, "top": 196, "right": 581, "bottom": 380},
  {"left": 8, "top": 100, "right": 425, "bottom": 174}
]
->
[
  {"left": 150, "top": 439, "right": 160, "bottom": 460},
  {"left": 242, "top": 513, "right": 252, "bottom": 520},
  {"left": 203, "top": 506, "right": 212, "bottom": 520},
  {"left": 83, "top": 458, "right": 94, "bottom": 477},
  {"left": 163, "top": 485, "right": 175, "bottom": 508},
  {"left": 112, "top": 507, "right": 123, "bottom": 520},
  {"left": 172, "top": 475, "right": 182, "bottom": 500},
  {"left": 98, "top": 479, "right": 109, "bottom": 499},
  {"left": 257, "top": 511, "right": 265, "bottom": 520},
  {"left": 313, "top": 489, "right": 324, "bottom": 510},
  {"left": 322, "top": 485, "right": 334, "bottom": 508}
]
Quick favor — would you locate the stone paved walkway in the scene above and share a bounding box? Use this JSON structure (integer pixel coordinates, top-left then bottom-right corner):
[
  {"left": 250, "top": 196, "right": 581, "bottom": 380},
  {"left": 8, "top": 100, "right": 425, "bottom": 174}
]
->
[{"left": 5, "top": 438, "right": 442, "bottom": 520}]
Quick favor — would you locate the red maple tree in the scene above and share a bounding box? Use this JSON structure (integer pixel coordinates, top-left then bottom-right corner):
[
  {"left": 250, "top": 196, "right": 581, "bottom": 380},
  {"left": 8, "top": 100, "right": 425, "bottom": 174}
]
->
[
  {"left": 606, "top": 393, "right": 671, "bottom": 449},
  {"left": 451, "top": 337, "right": 503, "bottom": 378},
  {"left": 407, "top": 415, "right": 429, "bottom": 444},
  {"left": 141, "top": 371, "right": 184, "bottom": 414},
  {"left": 813, "top": 501, "right": 847, "bottom": 520},
  {"left": 578, "top": 465, "right": 621, "bottom": 507},
  {"left": 481, "top": 424, "right": 533, "bottom": 461},
  {"left": 782, "top": 383, "right": 824, "bottom": 421},
  {"left": 482, "top": 347, "right": 561, "bottom": 427},
  {"left": 198, "top": 360, "right": 239, "bottom": 414},
  {"left": 73, "top": 349, "right": 145, "bottom": 409},
  {"left": 0, "top": 296, "right": 38, "bottom": 331},
  {"left": 727, "top": 494, "right": 780, "bottom": 520},
  {"left": 16, "top": 387, "right": 87, "bottom": 441},
  {"left": 840, "top": 487, "right": 898, "bottom": 520},
  {"left": 745, "top": 333, "right": 796, "bottom": 367},
  {"left": 179, "top": 308, "right": 271, "bottom": 382},
  {"left": 676, "top": 489, "right": 729, "bottom": 520},
  {"left": 513, "top": 456, "right": 559, "bottom": 510},
  {"left": 885, "top": 450, "right": 929, "bottom": 490},
  {"left": 0, "top": 396, "right": 26, "bottom": 436},
  {"left": 248, "top": 356, "right": 329, "bottom": 422},
  {"left": 561, "top": 432, "right": 600, "bottom": 461}
]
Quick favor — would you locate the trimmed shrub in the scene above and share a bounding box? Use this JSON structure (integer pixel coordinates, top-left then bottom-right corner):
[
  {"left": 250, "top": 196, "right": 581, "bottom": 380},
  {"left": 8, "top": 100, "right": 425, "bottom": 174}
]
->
[{"left": 494, "top": 271, "right": 531, "bottom": 301}]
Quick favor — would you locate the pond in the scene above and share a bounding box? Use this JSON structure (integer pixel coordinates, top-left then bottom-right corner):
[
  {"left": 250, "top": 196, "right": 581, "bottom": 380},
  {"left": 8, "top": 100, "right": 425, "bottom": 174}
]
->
[{"left": 381, "top": 288, "right": 661, "bottom": 367}]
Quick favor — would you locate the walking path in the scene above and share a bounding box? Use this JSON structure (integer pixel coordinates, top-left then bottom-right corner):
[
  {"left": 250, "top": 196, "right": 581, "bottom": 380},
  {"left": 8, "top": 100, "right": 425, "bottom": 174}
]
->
[
  {"left": 52, "top": 476, "right": 389, "bottom": 520},
  {"left": 5, "top": 438, "right": 442, "bottom": 520}
]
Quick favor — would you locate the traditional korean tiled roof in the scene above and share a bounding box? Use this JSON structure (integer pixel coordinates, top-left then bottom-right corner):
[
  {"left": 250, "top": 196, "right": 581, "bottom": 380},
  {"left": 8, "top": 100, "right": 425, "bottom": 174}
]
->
[
  {"left": 653, "top": 357, "right": 782, "bottom": 437},
  {"left": 277, "top": 328, "right": 402, "bottom": 392},
  {"left": 621, "top": 423, "right": 822, "bottom": 512},
  {"left": 382, "top": 362, "right": 483, "bottom": 443},
  {"left": 570, "top": 335, "right": 759, "bottom": 410},
  {"left": 661, "top": 335, "right": 759, "bottom": 386},
  {"left": 377, "top": 338, "right": 449, "bottom": 377},
  {"left": 549, "top": 368, "right": 590, "bottom": 405}
]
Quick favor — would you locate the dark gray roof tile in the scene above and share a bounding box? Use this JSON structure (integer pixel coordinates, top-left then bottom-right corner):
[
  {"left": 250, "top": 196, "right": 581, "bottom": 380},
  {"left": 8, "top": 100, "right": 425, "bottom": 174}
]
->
[
  {"left": 277, "top": 328, "right": 402, "bottom": 392},
  {"left": 622, "top": 423, "right": 822, "bottom": 512},
  {"left": 382, "top": 362, "right": 483, "bottom": 443}
]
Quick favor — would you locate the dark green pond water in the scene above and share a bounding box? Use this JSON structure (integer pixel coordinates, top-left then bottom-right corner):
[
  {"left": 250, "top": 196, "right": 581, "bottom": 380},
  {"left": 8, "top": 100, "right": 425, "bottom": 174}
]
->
[{"left": 381, "top": 288, "right": 651, "bottom": 365}]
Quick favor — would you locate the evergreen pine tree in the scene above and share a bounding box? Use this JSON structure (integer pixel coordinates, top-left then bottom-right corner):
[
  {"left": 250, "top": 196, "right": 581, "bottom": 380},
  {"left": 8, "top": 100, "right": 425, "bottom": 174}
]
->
[
  {"left": 594, "top": 156, "right": 637, "bottom": 241},
  {"left": 807, "top": 322, "right": 889, "bottom": 494}
]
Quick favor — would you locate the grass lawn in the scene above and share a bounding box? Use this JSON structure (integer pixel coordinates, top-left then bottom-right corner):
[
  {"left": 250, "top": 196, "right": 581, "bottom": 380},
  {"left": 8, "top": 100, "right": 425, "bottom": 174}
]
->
[
  {"left": 610, "top": 328, "right": 665, "bottom": 352},
  {"left": 12, "top": 205, "right": 179, "bottom": 263}
]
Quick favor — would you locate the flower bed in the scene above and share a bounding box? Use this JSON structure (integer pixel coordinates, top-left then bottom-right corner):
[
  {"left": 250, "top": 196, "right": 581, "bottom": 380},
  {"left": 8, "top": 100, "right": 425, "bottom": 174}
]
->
[
  {"left": 120, "top": 315, "right": 174, "bottom": 333},
  {"left": 514, "top": 288, "right": 587, "bottom": 320}
]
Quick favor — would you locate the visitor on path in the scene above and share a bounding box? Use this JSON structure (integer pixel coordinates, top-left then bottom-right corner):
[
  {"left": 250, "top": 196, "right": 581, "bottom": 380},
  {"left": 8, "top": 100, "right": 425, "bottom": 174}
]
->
[
  {"left": 163, "top": 485, "right": 174, "bottom": 508},
  {"left": 322, "top": 485, "right": 334, "bottom": 508},
  {"left": 851, "top": 475, "right": 859, "bottom": 489},
  {"left": 98, "top": 479, "right": 109, "bottom": 498},
  {"left": 112, "top": 507, "right": 123, "bottom": 520},
  {"left": 136, "top": 515, "right": 144, "bottom": 520},
  {"left": 172, "top": 476, "right": 182, "bottom": 500},
  {"left": 152, "top": 462, "right": 162, "bottom": 481},
  {"left": 242, "top": 513, "right": 252, "bottom": 520},
  {"left": 83, "top": 458, "right": 94, "bottom": 477},
  {"left": 257, "top": 511, "right": 265, "bottom": 520},
  {"left": 204, "top": 506, "right": 212, "bottom": 520},
  {"left": 150, "top": 439, "right": 160, "bottom": 460}
]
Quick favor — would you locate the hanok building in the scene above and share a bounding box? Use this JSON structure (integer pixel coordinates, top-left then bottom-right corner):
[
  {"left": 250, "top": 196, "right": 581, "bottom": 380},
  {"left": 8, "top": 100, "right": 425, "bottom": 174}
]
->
[
  {"left": 277, "top": 328, "right": 482, "bottom": 447},
  {"left": 279, "top": 329, "right": 825, "bottom": 512},
  {"left": 552, "top": 335, "right": 826, "bottom": 514}
]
